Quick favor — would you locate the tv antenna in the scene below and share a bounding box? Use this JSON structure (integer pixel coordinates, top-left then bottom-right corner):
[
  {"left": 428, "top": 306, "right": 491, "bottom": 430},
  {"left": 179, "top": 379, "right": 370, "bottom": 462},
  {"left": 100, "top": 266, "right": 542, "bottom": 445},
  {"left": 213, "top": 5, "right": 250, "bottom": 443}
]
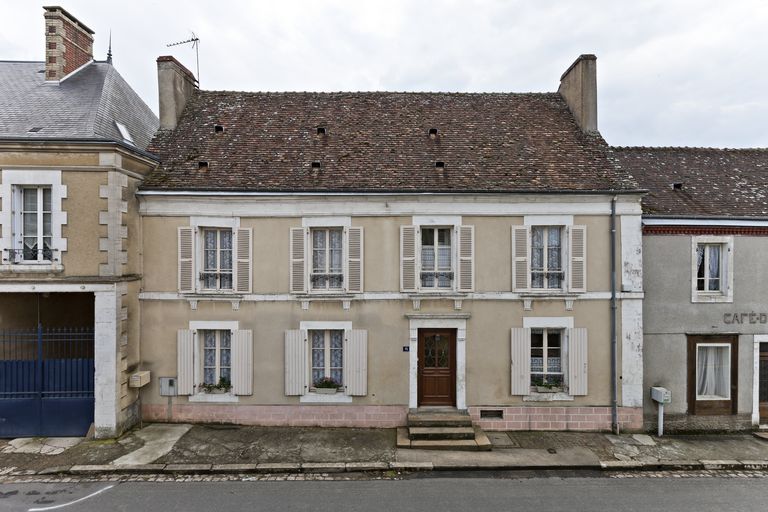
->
[{"left": 167, "top": 32, "right": 200, "bottom": 85}]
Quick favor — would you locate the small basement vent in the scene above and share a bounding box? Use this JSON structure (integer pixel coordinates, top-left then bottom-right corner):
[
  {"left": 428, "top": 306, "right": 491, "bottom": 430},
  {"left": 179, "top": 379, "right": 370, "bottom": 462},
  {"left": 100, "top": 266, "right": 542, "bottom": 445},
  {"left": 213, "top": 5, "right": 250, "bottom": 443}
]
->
[{"left": 480, "top": 409, "right": 504, "bottom": 419}]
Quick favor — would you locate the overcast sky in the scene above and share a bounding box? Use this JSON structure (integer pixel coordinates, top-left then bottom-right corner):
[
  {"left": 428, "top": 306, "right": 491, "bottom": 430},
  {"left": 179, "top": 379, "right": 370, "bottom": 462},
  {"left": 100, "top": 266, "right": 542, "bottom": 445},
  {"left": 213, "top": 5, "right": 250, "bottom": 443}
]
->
[{"left": 2, "top": 1, "right": 767, "bottom": 148}]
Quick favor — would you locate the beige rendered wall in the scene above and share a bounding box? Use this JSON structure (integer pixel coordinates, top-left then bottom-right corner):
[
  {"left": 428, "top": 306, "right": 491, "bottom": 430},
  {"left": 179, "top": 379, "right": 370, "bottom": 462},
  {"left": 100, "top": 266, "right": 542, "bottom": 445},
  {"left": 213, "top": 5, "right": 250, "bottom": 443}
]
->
[
  {"left": 61, "top": 171, "right": 107, "bottom": 275},
  {"left": 142, "top": 214, "right": 619, "bottom": 295}
]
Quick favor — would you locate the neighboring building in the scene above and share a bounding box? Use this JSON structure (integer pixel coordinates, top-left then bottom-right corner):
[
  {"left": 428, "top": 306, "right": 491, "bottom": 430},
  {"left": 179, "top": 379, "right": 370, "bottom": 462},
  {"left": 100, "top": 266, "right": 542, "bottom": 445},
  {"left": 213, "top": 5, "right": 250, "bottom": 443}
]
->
[
  {"left": 137, "top": 54, "right": 646, "bottom": 433},
  {"left": 0, "top": 7, "right": 158, "bottom": 437},
  {"left": 614, "top": 147, "right": 768, "bottom": 432}
]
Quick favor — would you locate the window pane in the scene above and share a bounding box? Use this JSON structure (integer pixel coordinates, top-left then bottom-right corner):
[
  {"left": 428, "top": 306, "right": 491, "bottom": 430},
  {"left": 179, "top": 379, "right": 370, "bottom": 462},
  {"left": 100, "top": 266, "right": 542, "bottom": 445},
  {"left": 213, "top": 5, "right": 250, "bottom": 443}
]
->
[
  {"left": 532, "top": 227, "right": 544, "bottom": 249},
  {"left": 220, "top": 348, "right": 231, "bottom": 368},
  {"left": 43, "top": 213, "right": 52, "bottom": 237},
  {"left": 220, "top": 273, "right": 232, "bottom": 289},
  {"left": 23, "top": 188, "right": 37, "bottom": 211},
  {"left": 421, "top": 246, "right": 435, "bottom": 271},
  {"left": 220, "top": 248, "right": 232, "bottom": 271},
  {"left": 330, "top": 247, "right": 342, "bottom": 273},
  {"left": 421, "top": 228, "right": 434, "bottom": 246},
  {"left": 220, "top": 230, "right": 232, "bottom": 249},
  {"left": 696, "top": 245, "right": 706, "bottom": 290},
  {"left": 204, "top": 348, "right": 216, "bottom": 367},
  {"left": 697, "top": 345, "right": 730, "bottom": 399},
  {"left": 204, "top": 331, "right": 216, "bottom": 348},
  {"left": 708, "top": 245, "right": 720, "bottom": 291},
  {"left": 24, "top": 213, "right": 38, "bottom": 236},
  {"left": 547, "top": 227, "right": 560, "bottom": 248},
  {"left": 43, "top": 188, "right": 51, "bottom": 212},
  {"left": 329, "top": 229, "right": 343, "bottom": 249},
  {"left": 329, "top": 275, "right": 343, "bottom": 289},
  {"left": 330, "top": 369, "right": 343, "bottom": 385},
  {"left": 330, "top": 331, "right": 343, "bottom": 349},
  {"left": 204, "top": 367, "right": 216, "bottom": 385},
  {"left": 205, "top": 230, "right": 217, "bottom": 251},
  {"left": 220, "top": 367, "right": 231, "bottom": 382},
  {"left": 531, "top": 331, "right": 544, "bottom": 348},
  {"left": 548, "top": 331, "right": 561, "bottom": 348},
  {"left": 438, "top": 228, "right": 451, "bottom": 246}
]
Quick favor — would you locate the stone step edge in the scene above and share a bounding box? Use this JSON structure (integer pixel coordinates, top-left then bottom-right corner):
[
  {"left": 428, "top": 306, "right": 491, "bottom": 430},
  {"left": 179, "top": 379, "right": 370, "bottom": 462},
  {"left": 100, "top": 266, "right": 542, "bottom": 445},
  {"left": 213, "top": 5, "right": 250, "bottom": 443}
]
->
[{"left": 20, "top": 459, "right": 768, "bottom": 477}]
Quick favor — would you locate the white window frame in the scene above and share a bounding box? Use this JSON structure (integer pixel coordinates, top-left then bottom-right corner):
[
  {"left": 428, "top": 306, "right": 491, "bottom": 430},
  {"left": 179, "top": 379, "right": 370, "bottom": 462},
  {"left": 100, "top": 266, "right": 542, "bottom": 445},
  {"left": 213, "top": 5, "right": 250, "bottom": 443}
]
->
[
  {"left": 302, "top": 217, "right": 352, "bottom": 295},
  {"left": 18, "top": 186, "right": 53, "bottom": 263},
  {"left": 410, "top": 215, "right": 462, "bottom": 293},
  {"left": 530, "top": 225, "right": 565, "bottom": 291},
  {"left": 522, "top": 317, "right": 574, "bottom": 400},
  {"left": 0, "top": 170, "right": 67, "bottom": 271},
  {"left": 310, "top": 227, "right": 345, "bottom": 291},
  {"left": 188, "top": 320, "right": 239, "bottom": 403},
  {"left": 419, "top": 226, "right": 454, "bottom": 290},
  {"left": 309, "top": 329, "right": 344, "bottom": 389},
  {"left": 190, "top": 216, "right": 239, "bottom": 294},
  {"left": 299, "top": 320, "right": 353, "bottom": 403},
  {"left": 691, "top": 235, "right": 733, "bottom": 303},
  {"left": 200, "top": 227, "right": 234, "bottom": 291},
  {"left": 530, "top": 328, "right": 565, "bottom": 388},
  {"left": 695, "top": 342, "right": 732, "bottom": 401},
  {"left": 200, "top": 329, "right": 232, "bottom": 387}
]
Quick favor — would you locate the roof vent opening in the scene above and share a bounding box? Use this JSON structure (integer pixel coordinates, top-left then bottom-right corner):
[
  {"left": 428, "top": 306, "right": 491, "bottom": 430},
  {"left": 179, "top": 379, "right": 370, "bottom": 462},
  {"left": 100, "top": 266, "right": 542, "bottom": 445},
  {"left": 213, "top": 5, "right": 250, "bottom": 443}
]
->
[
  {"left": 28, "top": 127, "right": 43, "bottom": 133},
  {"left": 435, "top": 161, "right": 445, "bottom": 170},
  {"left": 214, "top": 124, "right": 224, "bottom": 133},
  {"left": 316, "top": 127, "right": 327, "bottom": 136},
  {"left": 428, "top": 128, "right": 438, "bottom": 138},
  {"left": 198, "top": 161, "right": 209, "bottom": 171},
  {"left": 672, "top": 182, "right": 684, "bottom": 190},
  {"left": 311, "top": 161, "right": 322, "bottom": 171}
]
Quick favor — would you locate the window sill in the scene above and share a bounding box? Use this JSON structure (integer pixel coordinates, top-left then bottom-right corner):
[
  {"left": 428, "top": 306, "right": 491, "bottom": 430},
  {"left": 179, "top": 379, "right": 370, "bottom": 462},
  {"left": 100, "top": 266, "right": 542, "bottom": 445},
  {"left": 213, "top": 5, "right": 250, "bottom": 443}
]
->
[
  {"left": 0, "top": 263, "right": 64, "bottom": 274},
  {"left": 300, "top": 392, "right": 353, "bottom": 404},
  {"left": 298, "top": 292, "right": 355, "bottom": 299},
  {"left": 182, "top": 291, "right": 244, "bottom": 298},
  {"left": 408, "top": 291, "right": 468, "bottom": 298},
  {"left": 692, "top": 293, "right": 732, "bottom": 304},
  {"left": 188, "top": 392, "right": 239, "bottom": 403},
  {"left": 523, "top": 391, "right": 574, "bottom": 402},
  {"left": 519, "top": 291, "right": 578, "bottom": 298}
]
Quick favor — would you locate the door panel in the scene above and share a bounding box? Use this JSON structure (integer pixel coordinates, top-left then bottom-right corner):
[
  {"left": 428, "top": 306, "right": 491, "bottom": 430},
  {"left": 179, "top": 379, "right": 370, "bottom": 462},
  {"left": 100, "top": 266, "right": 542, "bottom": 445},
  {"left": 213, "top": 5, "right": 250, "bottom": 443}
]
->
[
  {"left": 418, "top": 329, "right": 455, "bottom": 406},
  {"left": 759, "top": 347, "right": 768, "bottom": 422}
]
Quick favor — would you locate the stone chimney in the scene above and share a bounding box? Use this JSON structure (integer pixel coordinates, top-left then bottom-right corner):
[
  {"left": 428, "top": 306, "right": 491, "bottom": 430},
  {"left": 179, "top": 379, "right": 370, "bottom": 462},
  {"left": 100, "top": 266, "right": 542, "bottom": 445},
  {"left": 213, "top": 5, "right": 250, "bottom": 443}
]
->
[
  {"left": 44, "top": 6, "right": 94, "bottom": 82},
  {"left": 157, "top": 56, "right": 198, "bottom": 130},
  {"left": 558, "top": 54, "right": 598, "bottom": 134}
]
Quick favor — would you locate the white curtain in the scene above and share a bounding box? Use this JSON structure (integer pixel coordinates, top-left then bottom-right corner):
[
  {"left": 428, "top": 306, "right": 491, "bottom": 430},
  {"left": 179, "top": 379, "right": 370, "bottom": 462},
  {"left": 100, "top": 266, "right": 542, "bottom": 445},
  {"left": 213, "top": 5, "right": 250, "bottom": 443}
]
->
[{"left": 697, "top": 345, "right": 729, "bottom": 399}]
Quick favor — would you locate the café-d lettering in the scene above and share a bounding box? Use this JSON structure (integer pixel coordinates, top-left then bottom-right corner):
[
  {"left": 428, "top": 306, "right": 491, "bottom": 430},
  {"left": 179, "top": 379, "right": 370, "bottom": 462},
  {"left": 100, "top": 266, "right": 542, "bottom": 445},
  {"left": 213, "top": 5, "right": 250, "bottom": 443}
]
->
[{"left": 723, "top": 312, "right": 768, "bottom": 324}]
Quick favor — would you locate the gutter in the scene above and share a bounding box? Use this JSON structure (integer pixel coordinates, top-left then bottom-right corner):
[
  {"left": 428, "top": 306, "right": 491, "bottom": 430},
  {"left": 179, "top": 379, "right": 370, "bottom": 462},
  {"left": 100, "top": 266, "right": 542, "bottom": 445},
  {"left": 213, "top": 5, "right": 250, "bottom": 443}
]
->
[
  {"left": 610, "top": 195, "right": 619, "bottom": 434},
  {"left": 0, "top": 137, "right": 160, "bottom": 163},
  {"left": 137, "top": 189, "right": 648, "bottom": 197}
]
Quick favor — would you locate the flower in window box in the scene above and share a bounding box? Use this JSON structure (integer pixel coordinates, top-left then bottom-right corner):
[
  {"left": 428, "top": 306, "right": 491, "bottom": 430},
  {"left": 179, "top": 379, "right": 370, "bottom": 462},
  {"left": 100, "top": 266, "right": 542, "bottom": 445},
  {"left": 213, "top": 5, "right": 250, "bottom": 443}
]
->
[
  {"left": 313, "top": 377, "right": 340, "bottom": 394},
  {"left": 198, "top": 377, "right": 231, "bottom": 394}
]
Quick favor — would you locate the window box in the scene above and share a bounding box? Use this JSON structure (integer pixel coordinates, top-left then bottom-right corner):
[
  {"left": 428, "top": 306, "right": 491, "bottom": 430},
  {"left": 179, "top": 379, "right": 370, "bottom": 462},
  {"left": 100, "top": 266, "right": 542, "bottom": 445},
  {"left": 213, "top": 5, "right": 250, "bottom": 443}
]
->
[
  {"left": 535, "top": 386, "right": 563, "bottom": 393},
  {"left": 314, "top": 387, "right": 338, "bottom": 395}
]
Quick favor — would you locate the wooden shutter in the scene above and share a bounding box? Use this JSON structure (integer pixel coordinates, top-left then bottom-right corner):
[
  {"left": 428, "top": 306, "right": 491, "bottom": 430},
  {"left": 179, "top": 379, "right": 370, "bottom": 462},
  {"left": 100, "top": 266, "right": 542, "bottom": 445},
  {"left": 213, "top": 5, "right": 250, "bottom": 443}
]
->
[
  {"left": 232, "top": 329, "right": 253, "bottom": 395},
  {"left": 510, "top": 328, "right": 531, "bottom": 395},
  {"left": 178, "top": 227, "right": 195, "bottom": 293},
  {"left": 568, "top": 327, "right": 588, "bottom": 395},
  {"left": 569, "top": 225, "right": 587, "bottom": 293},
  {"left": 346, "top": 227, "right": 364, "bottom": 293},
  {"left": 343, "top": 329, "right": 368, "bottom": 396},
  {"left": 400, "top": 225, "right": 418, "bottom": 292},
  {"left": 289, "top": 227, "right": 307, "bottom": 294},
  {"left": 511, "top": 226, "right": 530, "bottom": 291},
  {"left": 10, "top": 187, "right": 22, "bottom": 263},
  {"left": 284, "top": 329, "right": 307, "bottom": 396},
  {"left": 177, "top": 329, "right": 194, "bottom": 395},
  {"left": 457, "top": 225, "right": 474, "bottom": 292},
  {"left": 235, "top": 228, "right": 252, "bottom": 293}
]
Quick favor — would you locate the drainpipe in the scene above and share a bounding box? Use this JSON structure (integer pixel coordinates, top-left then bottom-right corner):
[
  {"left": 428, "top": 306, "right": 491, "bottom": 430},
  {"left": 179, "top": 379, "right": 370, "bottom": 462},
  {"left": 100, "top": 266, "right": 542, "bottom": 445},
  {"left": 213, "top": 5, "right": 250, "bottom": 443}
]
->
[{"left": 610, "top": 196, "right": 619, "bottom": 434}]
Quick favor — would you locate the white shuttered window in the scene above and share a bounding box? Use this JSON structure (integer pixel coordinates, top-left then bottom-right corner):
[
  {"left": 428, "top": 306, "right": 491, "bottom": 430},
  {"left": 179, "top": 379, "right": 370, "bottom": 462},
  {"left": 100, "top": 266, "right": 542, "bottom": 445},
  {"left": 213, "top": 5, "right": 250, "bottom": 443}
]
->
[
  {"left": 510, "top": 327, "right": 588, "bottom": 396},
  {"left": 400, "top": 224, "right": 474, "bottom": 293},
  {"left": 290, "top": 226, "right": 364, "bottom": 294}
]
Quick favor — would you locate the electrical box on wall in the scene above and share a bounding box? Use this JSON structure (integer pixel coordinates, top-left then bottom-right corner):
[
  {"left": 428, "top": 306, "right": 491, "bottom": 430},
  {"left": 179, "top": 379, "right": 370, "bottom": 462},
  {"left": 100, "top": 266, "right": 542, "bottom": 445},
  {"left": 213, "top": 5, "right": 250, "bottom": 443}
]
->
[
  {"left": 128, "top": 371, "right": 151, "bottom": 388},
  {"left": 160, "top": 377, "right": 177, "bottom": 396}
]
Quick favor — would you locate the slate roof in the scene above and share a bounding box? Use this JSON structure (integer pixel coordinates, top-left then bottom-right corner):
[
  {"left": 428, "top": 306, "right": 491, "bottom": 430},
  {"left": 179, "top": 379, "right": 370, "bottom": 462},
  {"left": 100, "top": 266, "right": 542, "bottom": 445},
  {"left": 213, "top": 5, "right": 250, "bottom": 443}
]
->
[
  {"left": 0, "top": 61, "right": 158, "bottom": 151},
  {"left": 144, "top": 90, "right": 639, "bottom": 193},
  {"left": 612, "top": 147, "right": 768, "bottom": 218}
]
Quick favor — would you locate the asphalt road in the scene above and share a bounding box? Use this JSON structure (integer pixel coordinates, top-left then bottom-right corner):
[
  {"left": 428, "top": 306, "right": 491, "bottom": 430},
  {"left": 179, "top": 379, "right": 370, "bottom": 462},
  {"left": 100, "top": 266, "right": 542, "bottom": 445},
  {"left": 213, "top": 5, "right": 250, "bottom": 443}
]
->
[{"left": 2, "top": 474, "right": 768, "bottom": 512}]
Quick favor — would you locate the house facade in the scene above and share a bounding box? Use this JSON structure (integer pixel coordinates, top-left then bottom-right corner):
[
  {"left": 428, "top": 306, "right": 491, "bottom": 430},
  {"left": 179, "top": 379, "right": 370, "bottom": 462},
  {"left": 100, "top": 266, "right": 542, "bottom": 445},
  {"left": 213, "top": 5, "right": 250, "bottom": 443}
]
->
[
  {"left": 615, "top": 147, "right": 768, "bottom": 432},
  {"left": 136, "top": 55, "right": 646, "bottom": 432},
  {"left": 0, "top": 7, "right": 158, "bottom": 437}
]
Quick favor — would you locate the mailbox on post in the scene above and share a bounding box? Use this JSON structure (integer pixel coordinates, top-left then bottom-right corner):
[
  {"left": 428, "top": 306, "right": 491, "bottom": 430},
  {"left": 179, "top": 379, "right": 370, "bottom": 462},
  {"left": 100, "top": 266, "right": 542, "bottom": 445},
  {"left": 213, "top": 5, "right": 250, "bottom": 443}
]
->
[{"left": 650, "top": 386, "right": 671, "bottom": 436}]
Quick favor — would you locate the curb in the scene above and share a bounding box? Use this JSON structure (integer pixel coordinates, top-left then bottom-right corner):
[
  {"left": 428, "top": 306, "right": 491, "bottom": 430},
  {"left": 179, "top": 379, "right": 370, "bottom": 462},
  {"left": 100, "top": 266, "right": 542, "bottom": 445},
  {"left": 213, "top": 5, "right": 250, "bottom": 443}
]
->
[{"left": 17, "top": 459, "right": 768, "bottom": 478}]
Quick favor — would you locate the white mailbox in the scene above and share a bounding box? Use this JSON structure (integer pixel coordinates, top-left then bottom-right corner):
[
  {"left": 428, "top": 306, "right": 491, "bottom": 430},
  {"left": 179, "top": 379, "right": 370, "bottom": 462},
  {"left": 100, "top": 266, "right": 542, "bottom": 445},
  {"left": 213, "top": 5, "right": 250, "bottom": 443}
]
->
[{"left": 650, "top": 386, "right": 671, "bottom": 404}]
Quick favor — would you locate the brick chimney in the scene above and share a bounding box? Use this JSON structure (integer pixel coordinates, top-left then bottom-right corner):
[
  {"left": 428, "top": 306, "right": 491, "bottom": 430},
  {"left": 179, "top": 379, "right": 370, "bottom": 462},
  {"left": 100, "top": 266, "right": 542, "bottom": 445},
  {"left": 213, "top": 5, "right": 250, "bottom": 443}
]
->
[
  {"left": 44, "top": 6, "right": 94, "bottom": 82},
  {"left": 558, "top": 54, "right": 598, "bottom": 134},
  {"left": 157, "top": 56, "right": 198, "bottom": 130}
]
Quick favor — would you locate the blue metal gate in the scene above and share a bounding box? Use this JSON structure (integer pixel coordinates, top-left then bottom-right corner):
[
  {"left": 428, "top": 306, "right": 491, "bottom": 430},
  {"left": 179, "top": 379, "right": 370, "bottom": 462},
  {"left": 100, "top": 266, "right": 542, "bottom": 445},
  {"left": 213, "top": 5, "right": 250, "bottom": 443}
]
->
[{"left": 0, "top": 326, "right": 94, "bottom": 437}]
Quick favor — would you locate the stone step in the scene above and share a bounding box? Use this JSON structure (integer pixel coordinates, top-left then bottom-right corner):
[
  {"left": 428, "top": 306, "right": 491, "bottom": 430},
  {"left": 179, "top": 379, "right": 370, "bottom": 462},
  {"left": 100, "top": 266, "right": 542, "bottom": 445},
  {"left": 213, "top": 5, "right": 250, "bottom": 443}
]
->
[
  {"left": 407, "top": 413, "right": 473, "bottom": 428},
  {"left": 408, "top": 427, "right": 476, "bottom": 441},
  {"left": 410, "top": 439, "right": 483, "bottom": 451}
]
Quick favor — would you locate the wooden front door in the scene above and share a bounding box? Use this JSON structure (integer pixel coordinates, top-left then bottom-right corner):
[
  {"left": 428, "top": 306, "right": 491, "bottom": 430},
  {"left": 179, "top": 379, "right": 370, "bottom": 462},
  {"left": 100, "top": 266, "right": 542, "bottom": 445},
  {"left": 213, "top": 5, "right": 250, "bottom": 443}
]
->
[
  {"left": 760, "top": 344, "right": 768, "bottom": 423},
  {"left": 418, "top": 329, "right": 456, "bottom": 406}
]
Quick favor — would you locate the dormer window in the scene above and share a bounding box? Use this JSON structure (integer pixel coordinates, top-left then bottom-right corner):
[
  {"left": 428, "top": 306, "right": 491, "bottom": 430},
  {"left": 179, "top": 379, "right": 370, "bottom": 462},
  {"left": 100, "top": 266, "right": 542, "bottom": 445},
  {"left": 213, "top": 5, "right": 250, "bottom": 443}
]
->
[
  {"left": 316, "top": 127, "right": 327, "bottom": 136},
  {"left": 115, "top": 122, "right": 135, "bottom": 146},
  {"left": 214, "top": 124, "right": 224, "bottom": 133},
  {"left": 428, "top": 128, "right": 438, "bottom": 137},
  {"left": 311, "top": 161, "right": 322, "bottom": 170},
  {"left": 435, "top": 161, "right": 445, "bottom": 170}
]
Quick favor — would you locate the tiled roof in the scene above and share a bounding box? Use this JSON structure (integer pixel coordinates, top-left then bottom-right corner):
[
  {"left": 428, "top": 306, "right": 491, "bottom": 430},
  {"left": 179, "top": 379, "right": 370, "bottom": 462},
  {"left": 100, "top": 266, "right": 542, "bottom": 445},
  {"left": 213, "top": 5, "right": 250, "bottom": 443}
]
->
[
  {"left": 612, "top": 147, "right": 768, "bottom": 218},
  {"left": 144, "top": 90, "right": 639, "bottom": 193},
  {"left": 0, "top": 61, "right": 158, "bottom": 151}
]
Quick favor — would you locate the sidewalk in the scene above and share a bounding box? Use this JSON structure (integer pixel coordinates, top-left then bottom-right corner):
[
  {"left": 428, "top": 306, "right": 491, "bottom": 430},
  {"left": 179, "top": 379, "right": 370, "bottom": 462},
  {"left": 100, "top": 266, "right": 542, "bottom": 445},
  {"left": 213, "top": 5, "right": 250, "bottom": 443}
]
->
[{"left": 2, "top": 424, "right": 768, "bottom": 477}]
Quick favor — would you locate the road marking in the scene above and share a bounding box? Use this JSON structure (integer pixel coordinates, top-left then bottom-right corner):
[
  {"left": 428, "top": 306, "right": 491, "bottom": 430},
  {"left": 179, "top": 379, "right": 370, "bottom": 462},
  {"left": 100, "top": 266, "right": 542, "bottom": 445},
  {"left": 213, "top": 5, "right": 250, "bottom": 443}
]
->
[{"left": 28, "top": 485, "right": 115, "bottom": 511}]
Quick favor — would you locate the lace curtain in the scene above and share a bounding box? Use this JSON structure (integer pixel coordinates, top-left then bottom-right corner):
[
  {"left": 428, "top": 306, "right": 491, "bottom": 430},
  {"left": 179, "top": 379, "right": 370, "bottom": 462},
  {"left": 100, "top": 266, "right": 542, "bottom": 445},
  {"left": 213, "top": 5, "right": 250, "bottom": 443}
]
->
[{"left": 697, "top": 345, "right": 729, "bottom": 399}]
